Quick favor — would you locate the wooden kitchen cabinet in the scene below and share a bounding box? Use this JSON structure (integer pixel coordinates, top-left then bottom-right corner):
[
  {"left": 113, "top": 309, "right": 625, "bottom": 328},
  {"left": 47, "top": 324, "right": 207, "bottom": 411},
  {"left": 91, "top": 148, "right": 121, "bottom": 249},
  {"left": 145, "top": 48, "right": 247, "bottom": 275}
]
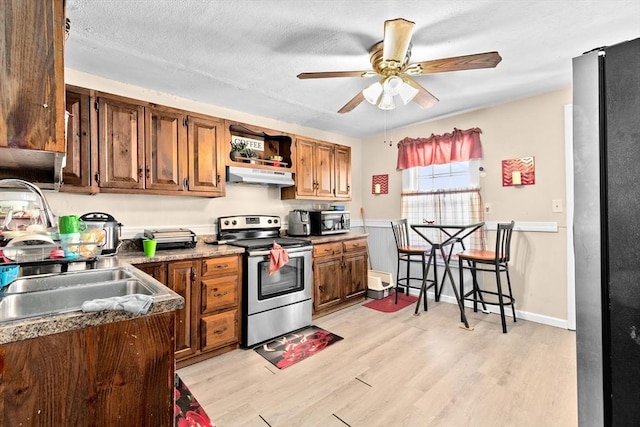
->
[
  {"left": 312, "top": 237, "right": 368, "bottom": 317},
  {"left": 62, "top": 86, "right": 99, "bottom": 193},
  {"left": 187, "top": 114, "right": 225, "bottom": 195},
  {"left": 97, "top": 94, "right": 146, "bottom": 190},
  {"left": 167, "top": 260, "right": 198, "bottom": 360},
  {"left": 282, "top": 137, "right": 352, "bottom": 201},
  {"left": 134, "top": 253, "right": 241, "bottom": 368},
  {"left": 0, "top": 313, "right": 175, "bottom": 426},
  {"left": 0, "top": 0, "right": 65, "bottom": 153},
  {"left": 96, "top": 93, "right": 225, "bottom": 197},
  {"left": 198, "top": 255, "right": 241, "bottom": 359}
]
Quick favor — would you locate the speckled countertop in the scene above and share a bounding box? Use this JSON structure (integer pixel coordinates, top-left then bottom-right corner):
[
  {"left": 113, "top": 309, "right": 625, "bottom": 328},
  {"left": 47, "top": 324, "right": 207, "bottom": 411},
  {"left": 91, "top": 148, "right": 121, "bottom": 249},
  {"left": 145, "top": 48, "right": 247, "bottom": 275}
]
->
[{"left": 0, "top": 232, "right": 367, "bottom": 345}]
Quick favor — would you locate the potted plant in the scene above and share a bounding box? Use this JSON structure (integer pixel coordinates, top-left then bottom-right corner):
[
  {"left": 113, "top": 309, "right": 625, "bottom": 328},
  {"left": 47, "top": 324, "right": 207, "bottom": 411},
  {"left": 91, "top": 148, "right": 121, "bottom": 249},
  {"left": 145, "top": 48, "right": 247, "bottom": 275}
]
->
[
  {"left": 230, "top": 140, "right": 247, "bottom": 162},
  {"left": 243, "top": 148, "right": 259, "bottom": 164}
]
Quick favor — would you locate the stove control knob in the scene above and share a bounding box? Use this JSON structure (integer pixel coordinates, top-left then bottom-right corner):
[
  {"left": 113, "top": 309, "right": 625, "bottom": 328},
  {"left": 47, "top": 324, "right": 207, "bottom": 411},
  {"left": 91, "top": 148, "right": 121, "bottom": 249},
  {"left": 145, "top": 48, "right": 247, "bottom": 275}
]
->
[
  {"left": 224, "top": 220, "right": 229, "bottom": 226},
  {"left": 274, "top": 219, "right": 279, "bottom": 224},
  {"left": 267, "top": 219, "right": 272, "bottom": 224},
  {"left": 232, "top": 220, "right": 237, "bottom": 225}
]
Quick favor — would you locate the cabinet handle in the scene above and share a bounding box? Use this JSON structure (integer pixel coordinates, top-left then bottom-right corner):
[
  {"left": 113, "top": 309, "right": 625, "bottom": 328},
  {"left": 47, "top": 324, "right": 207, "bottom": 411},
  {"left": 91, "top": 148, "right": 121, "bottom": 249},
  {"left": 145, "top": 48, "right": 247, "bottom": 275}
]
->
[
  {"left": 138, "top": 168, "right": 143, "bottom": 178},
  {"left": 211, "top": 290, "right": 229, "bottom": 298},
  {"left": 214, "top": 264, "right": 229, "bottom": 269},
  {"left": 145, "top": 167, "right": 150, "bottom": 179},
  {"left": 190, "top": 267, "right": 197, "bottom": 283},
  {"left": 216, "top": 174, "right": 221, "bottom": 185},
  {"left": 347, "top": 185, "right": 350, "bottom": 191},
  {"left": 212, "top": 326, "right": 228, "bottom": 335},
  {"left": 352, "top": 243, "right": 360, "bottom": 247},
  {"left": 183, "top": 178, "right": 188, "bottom": 189}
]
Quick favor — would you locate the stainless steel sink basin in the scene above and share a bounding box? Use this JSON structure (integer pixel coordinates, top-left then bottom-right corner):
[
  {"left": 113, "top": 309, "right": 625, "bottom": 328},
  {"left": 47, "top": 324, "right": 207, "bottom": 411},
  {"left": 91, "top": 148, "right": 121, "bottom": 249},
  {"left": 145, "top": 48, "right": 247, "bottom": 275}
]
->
[
  {"left": 4, "top": 268, "right": 135, "bottom": 293},
  {"left": 0, "top": 266, "right": 170, "bottom": 323}
]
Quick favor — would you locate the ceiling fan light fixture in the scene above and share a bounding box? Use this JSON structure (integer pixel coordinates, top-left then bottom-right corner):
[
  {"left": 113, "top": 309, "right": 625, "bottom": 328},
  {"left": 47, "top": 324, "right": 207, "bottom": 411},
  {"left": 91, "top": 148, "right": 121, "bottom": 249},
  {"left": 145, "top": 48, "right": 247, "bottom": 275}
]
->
[
  {"left": 362, "top": 81, "right": 383, "bottom": 104},
  {"left": 378, "top": 92, "right": 396, "bottom": 110},
  {"left": 398, "top": 80, "right": 419, "bottom": 105},
  {"left": 383, "top": 76, "right": 403, "bottom": 96}
]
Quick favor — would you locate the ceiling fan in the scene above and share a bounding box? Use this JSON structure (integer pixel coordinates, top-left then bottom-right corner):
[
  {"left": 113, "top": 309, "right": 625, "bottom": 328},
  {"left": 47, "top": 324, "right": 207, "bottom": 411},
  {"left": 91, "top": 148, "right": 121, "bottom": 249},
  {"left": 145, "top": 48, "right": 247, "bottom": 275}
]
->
[{"left": 297, "top": 18, "right": 502, "bottom": 113}]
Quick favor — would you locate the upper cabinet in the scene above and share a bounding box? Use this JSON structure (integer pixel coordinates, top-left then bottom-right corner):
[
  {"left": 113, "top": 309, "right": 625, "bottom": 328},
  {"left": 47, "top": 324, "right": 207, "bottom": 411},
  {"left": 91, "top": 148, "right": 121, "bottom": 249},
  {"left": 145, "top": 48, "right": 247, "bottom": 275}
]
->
[
  {"left": 61, "top": 86, "right": 99, "bottom": 194},
  {"left": 0, "top": 0, "right": 65, "bottom": 152},
  {"left": 64, "top": 92, "right": 225, "bottom": 197},
  {"left": 281, "top": 137, "right": 352, "bottom": 201}
]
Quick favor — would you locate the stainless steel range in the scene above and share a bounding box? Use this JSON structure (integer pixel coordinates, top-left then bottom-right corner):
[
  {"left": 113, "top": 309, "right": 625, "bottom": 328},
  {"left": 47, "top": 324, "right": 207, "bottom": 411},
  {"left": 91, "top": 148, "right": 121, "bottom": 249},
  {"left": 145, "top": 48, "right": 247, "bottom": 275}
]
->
[{"left": 217, "top": 215, "right": 312, "bottom": 347}]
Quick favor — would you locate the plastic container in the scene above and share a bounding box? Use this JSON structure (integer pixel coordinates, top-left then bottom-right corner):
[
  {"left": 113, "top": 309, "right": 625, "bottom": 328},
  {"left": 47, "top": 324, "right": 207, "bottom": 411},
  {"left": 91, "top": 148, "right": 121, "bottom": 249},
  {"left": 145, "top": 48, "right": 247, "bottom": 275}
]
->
[{"left": 0, "top": 265, "right": 19, "bottom": 287}]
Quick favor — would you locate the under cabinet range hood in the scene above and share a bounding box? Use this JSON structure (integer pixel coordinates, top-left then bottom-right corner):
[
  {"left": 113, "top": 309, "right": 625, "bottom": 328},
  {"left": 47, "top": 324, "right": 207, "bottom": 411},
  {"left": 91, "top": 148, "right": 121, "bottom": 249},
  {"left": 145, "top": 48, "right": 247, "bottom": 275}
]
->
[
  {"left": 226, "top": 166, "right": 294, "bottom": 187},
  {"left": 0, "top": 148, "right": 65, "bottom": 190}
]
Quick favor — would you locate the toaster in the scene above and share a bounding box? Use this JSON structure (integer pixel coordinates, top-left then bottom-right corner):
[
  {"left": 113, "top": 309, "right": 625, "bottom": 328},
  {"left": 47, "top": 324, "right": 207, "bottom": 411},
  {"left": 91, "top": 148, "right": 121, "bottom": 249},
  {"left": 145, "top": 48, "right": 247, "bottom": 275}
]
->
[{"left": 288, "top": 210, "right": 311, "bottom": 236}]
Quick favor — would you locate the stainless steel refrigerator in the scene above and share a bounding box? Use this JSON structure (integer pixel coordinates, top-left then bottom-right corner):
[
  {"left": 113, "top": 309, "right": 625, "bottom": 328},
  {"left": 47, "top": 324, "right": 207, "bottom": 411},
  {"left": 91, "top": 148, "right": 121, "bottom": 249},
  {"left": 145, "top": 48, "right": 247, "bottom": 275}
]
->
[{"left": 573, "top": 37, "right": 640, "bottom": 426}]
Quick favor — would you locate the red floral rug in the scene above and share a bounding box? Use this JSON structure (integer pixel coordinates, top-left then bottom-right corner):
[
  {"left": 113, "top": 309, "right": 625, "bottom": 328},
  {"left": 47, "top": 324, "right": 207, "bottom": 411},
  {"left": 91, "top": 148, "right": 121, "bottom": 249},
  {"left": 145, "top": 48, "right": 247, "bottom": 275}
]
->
[
  {"left": 363, "top": 292, "right": 418, "bottom": 313},
  {"left": 175, "top": 373, "right": 214, "bottom": 427},
  {"left": 254, "top": 325, "right": 343, "bottom": 369}
]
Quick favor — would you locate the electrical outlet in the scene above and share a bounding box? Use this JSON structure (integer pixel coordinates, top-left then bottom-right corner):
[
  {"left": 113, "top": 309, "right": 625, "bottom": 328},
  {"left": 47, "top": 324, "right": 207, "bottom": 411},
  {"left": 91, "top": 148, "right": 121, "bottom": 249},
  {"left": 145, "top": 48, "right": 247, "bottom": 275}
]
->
[
  {"left": 552, "top": 199, "right": 563, "bottom": 213},
  {"left": 484, "top": 203, "right": 492, "bottom": 214}
]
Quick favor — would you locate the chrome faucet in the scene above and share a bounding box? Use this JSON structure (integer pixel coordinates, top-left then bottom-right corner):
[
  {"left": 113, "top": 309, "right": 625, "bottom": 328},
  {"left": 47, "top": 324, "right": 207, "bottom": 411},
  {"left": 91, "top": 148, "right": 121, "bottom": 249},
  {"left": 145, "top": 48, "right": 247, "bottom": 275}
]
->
[{"left": 0, "top": 179, "right": 57, "bottom": 230}]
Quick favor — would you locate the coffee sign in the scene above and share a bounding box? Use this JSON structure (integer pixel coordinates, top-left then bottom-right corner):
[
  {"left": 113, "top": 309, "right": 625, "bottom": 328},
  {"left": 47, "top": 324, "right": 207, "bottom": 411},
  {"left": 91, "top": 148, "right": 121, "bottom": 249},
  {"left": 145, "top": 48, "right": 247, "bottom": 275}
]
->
[{"left": 231, "top": 135, "right": 264, "bottom": 152}]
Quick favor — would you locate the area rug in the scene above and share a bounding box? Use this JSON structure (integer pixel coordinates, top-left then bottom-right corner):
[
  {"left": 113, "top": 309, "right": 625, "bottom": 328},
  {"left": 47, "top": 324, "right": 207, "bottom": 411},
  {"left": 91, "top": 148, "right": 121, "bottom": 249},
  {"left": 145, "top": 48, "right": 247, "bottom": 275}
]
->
[
  {"left": 175, "top": 373, "right": 214, "bottom": 427},
  {"left": 363, "top": 292, "right": 418, "bottom": 313},
  {"left": 254, "top": 325, "right": 343, "bottom": 369}
]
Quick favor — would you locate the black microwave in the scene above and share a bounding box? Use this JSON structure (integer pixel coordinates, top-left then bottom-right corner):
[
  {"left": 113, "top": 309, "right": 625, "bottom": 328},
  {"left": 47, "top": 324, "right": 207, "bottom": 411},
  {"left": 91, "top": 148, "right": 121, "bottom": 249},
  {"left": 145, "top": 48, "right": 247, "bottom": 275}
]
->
[{"left": 309, "top": 211, "right": 350, "bottom": 235}]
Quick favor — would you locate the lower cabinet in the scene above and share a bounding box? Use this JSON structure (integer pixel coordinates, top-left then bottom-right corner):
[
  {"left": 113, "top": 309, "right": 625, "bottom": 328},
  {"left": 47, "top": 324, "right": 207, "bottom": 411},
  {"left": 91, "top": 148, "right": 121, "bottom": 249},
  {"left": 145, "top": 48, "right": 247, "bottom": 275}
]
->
[
  {"left": 0, "top": 313, "right": 175, "bottom": 426},
  {"left": 312, "top": 237, "right": 368, "bottom": 317},
  {"left": 134, "top": 254, "right": 241, "bottom": 368}
]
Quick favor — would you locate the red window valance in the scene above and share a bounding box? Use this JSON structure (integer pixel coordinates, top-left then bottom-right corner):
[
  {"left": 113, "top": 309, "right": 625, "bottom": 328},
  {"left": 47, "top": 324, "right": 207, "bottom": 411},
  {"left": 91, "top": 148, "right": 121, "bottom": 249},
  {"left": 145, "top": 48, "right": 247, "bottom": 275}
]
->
[{"left": 396, "top": 127, "right": 483, "bottom": 170}]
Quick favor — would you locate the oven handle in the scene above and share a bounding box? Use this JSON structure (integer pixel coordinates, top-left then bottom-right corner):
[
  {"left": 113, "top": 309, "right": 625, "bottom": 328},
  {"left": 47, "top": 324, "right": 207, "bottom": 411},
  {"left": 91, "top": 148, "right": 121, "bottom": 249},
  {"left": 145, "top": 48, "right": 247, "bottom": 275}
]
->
[{"left": 248, "top": 245, "right": 312, "bottom": 257}]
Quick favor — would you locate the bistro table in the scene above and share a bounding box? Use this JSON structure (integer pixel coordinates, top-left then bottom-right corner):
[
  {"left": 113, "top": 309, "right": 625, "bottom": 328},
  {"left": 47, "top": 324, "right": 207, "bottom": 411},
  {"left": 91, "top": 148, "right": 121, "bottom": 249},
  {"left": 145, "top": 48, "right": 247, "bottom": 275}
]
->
[{"left": 410, "top": 222, "right": 484, "bottom": 329}]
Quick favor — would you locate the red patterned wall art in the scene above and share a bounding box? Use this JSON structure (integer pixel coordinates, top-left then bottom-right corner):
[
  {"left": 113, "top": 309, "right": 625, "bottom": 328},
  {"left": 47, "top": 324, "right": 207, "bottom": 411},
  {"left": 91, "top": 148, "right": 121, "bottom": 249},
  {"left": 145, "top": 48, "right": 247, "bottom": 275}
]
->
[
  {"left": 502, "top": 157, "right": 535, "bottom": 186},
  {"left": 372, "top": 174, "right": 389, "bottom": 194}
]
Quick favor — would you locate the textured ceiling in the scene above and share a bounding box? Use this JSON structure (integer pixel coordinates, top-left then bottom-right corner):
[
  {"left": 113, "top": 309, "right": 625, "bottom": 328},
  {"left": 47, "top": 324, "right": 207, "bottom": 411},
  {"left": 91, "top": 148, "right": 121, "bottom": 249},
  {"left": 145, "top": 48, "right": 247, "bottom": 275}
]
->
[{"left": 64, "top": 1, "right": 639, "bottom": 138}]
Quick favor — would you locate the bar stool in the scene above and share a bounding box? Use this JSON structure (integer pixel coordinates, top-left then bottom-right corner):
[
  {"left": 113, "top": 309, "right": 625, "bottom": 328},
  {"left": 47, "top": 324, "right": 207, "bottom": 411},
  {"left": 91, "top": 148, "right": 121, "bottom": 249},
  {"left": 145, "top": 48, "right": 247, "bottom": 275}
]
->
[
  {"left": 457, "top": 221, "right": 516, "bottom": 333},
  {"left": 390, "top": 219, "right": 436, "bottom": 308}
]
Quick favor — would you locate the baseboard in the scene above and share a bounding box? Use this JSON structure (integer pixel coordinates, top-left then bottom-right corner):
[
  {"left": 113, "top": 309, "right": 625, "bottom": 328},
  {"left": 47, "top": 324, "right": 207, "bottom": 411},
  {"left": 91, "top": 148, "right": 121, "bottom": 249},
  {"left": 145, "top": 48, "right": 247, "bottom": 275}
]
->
[{"left": 405, "top": 288, "right": 569, "bottom": 330}]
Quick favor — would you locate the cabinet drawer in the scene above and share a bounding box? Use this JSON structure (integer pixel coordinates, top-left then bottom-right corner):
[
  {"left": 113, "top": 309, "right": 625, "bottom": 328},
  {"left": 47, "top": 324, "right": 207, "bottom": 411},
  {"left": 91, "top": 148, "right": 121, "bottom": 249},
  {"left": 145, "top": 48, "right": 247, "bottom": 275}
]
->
[
  {"left": 343, "top": 238, "right": 368, "bottom": 253},
  {"left": 313, "top": 242, "right": 342, "bottom": 257},
  {"left": 201, "top": 276, "right": 239, "bottom": 314},
  {"left": 201, "top": 309, "right": 238, "bottom": 351},
  {"left": 201, "top": 255, "right": 239, "bottom": 277}
]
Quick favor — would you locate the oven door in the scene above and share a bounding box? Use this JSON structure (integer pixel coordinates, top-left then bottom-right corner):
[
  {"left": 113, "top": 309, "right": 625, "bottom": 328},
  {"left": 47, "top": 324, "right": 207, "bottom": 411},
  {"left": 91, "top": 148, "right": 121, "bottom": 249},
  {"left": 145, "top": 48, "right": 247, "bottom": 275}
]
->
[{"left": 246, "top": 245, "right": 312, "bottom": 315}]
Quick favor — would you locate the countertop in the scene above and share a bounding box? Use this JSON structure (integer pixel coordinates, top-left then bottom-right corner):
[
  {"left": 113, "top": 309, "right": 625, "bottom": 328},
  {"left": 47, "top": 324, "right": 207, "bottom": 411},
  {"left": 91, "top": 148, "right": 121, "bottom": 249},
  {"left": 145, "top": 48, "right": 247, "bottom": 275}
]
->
[
  {"left": 0, "top": 257, "right": 184, "bottom": 345},
  {"left": 0, "top": 232, "right": 368, "bottom": 345}
]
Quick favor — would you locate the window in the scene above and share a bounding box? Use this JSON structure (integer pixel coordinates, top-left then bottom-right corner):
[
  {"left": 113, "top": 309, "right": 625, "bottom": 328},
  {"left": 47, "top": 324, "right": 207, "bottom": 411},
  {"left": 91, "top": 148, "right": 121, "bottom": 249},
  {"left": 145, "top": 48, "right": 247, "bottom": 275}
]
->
[{"left": 401, "top": 160, "right": 485, "bottom": 250}]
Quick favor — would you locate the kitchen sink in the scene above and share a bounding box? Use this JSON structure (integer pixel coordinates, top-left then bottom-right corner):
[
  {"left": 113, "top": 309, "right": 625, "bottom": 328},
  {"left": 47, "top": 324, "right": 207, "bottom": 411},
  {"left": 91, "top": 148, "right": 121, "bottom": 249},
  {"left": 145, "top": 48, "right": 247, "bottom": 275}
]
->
[
  {"left": 0, "top": 266, "right": 170, "bottom": 323},
  {"left": 4, "top": 268, "right": 135, "bottom": 293}
]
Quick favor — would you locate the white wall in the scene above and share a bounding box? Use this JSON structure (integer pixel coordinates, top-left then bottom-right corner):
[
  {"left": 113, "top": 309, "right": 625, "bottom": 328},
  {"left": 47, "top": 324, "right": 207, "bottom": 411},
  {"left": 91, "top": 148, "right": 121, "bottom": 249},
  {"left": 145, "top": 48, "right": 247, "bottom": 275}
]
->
[{"left": 53, "top": 69, "right": 363, "bottom": 238}]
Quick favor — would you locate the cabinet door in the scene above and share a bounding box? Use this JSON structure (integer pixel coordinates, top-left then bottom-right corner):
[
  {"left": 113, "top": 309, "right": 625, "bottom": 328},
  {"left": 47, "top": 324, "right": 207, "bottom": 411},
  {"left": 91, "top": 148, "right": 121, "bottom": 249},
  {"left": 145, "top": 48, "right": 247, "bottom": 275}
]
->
[
  {"left": 0, "top": 0, "right": 65, "bottom": 152},
  {"left": 334, "top": 145, "right": 351, "bottom": 199},
  {"left": 98, "top": 96, "right": 145, "bottom": 189},
  {"left": 187, "top": 115, "right": 224, "bottom": 194},
  {"left": 145, "top": 106, "right": 186, "bottom": 191},
  {"left": 313, "top": 254, "right": 343, "bottom": 311},
  {"left": 134, "top": 262, "right": 166, "bottom": 285},
  {"left": 62, "top": 87, "right": 98, "bottom": 192},
  {"left": 315, "top": 142, "right": 335, "bottom": 198},
  {"left": 295, "top": 138, "right": 317, "bottom": 197},
  {"left": 342, "top": 251, "right": 368, "bottom": 301},
  {"left": 167, "top": 260, "right": 197, "bottom": 359}
]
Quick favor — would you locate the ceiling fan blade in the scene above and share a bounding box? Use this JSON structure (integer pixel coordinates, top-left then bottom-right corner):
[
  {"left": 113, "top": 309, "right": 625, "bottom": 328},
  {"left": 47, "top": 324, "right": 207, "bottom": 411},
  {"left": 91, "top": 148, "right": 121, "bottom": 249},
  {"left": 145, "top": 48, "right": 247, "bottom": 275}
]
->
[
  {"left": 382, "top": 18, "right": 415, "bottom": 63},
  {"left": 297, "top": 70, "right": 372, "bottom": 79},
  {"left": 411, "top": 51, "right": 502, "bottom": 74},
  {"left": 405, "top": 78, "right": 439, "bottom": 109},
  {"left": 337, "top": 91, "right": 365, "bottom": 114}
]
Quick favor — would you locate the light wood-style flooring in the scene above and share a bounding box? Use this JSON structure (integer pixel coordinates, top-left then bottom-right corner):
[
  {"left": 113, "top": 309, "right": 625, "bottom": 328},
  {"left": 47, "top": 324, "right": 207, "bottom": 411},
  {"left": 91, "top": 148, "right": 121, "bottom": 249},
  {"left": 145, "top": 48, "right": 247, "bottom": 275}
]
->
[{"left": 178, "top": 299, "right": 577, "bottom": 427}]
